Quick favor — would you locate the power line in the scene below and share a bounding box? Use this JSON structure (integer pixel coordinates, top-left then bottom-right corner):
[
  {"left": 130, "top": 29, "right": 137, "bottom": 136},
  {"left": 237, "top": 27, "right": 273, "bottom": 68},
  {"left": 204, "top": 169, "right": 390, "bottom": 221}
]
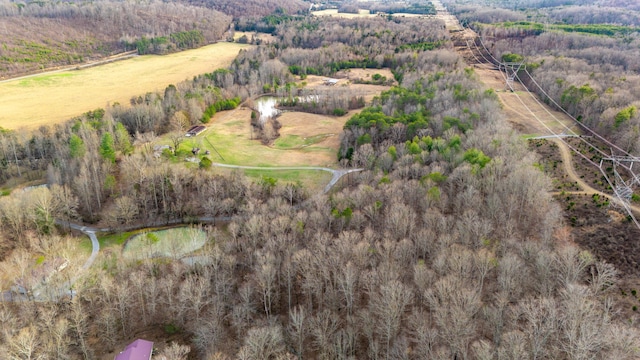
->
[{"left": 466, "top": 30, "right": 640, "bottom": 228}]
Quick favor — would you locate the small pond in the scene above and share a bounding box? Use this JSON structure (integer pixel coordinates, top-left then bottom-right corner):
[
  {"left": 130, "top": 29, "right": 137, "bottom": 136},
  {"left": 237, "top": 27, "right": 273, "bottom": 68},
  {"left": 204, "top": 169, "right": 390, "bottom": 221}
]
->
[
  {"left": 255, "top": 96, "right": 280, "bottom": 123},
  {"left": 255, "top": 95, "right": 322, "bottom": 123}
]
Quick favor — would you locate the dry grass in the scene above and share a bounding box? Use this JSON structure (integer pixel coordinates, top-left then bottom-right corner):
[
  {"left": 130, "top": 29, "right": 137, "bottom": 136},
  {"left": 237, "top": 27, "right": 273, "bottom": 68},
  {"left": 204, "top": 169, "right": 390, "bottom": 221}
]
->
[
  {"left": 471, "top": 68, "right": 579, "bottom": 135},
  {"left": 199, "top": 107, "right": 350, "bottom": 167},
  {"left": 336, "top": 68, "right": 396, "bottom": 84},
  {"left": 176, "top": 75, "right": 393, "bottom": 169},
  {"left": 0, "top": 42, "right": 250, "bottom": 130},
  {"left": 301, "top": 74, "right": 393, "bottom": 102},
  {"left": 312, "top": 9, "right": 376, "bottom": 18},
  {"left": 312, "top": 9, "right": 428, "bottom": 18}
]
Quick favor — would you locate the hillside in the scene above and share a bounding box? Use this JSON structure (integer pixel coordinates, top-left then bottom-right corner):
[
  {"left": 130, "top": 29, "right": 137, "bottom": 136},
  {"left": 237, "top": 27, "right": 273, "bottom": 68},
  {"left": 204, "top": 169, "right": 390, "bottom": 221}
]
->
[
  {"left": 181, "top": 0, "right": 309, "bottom": 17},
  {"left": 0, "top": 0, "right": 231, "bottom": 78}
]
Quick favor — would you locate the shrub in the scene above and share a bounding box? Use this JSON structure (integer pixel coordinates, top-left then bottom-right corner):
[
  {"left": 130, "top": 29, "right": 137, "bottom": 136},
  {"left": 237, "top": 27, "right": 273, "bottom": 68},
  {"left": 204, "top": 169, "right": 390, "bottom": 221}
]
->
[
  {"left": 333, "top": 108, "right": 347, "bottom": 116},
  {"left": 199, "top": 156, "right": 212, "bottom": 169}
]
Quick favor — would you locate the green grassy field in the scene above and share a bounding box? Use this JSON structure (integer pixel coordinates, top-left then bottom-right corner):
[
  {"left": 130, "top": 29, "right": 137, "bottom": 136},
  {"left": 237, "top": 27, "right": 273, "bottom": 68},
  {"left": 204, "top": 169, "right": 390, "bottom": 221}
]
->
[
  {"left": 98, "top": 231, "right": 136, "bottom": 249},
  {"left": 273, "top": 134, "right": 335, "bottom": 150},
  {"left": 242, "top": 169, "right": 333, "bottom": 189},
  {"left": 123, "top": 227, "right": 207, "bottom": 260},
  {"left": 0, "top": 42, "right": 250, "bottom": 130},
  {"left": 169, "top": 107, "right": 341, "bottom": 168}
]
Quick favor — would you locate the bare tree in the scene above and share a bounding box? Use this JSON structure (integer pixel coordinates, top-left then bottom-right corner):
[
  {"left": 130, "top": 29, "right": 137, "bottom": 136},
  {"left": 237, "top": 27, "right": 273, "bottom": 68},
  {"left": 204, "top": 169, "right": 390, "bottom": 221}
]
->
[
  {"left": 589, "top": 261, "right": 618, "bottom": 294},
  {"left": 238, "top": 325, "right": 286, "bottom": 360},
  {"left": 254, "top": 251, "right": 278, "bottom": 317},
  {"left": 6, "top": 326, "right": 39, "bottom": 360},
  {"left": 371, "top": 280, "right": 413, "bottom": 360},
  {"left": 425, "top": 275, "right": 481, "bottom": 359},
  {"left": 336, "top": 262, "right": 359, "bottom": 316},
  {"left": 310, "top": 310, "right": 340, "bottom": 360},
  {"left": 287, "top": 306, "right": 307, "bottom": 359},
  {"left": 69, "top": 298, "right": 93, "bottom": 360},
  {"left": 516, "top": 297, "right": 559, "bottom": 360},
  {"left": 154, "top": 342, "right": 190, "bottom": 360}
]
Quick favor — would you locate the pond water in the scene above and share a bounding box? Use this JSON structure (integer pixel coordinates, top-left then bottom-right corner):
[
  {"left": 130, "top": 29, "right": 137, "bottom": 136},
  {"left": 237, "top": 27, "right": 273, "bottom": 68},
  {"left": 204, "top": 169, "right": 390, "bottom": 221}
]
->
[
  {"left": 255, "top": 96, "right": 280, "bottom": 124},
  {"left": 255, "top": 95, "right": 322, "bottom": 124}
]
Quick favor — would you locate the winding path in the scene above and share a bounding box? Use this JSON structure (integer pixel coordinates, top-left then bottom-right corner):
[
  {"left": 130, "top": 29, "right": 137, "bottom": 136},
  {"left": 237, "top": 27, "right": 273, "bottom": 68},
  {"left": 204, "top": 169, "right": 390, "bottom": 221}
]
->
[{"left": 64, "top": 223, "right": 101, "bottom": 271}]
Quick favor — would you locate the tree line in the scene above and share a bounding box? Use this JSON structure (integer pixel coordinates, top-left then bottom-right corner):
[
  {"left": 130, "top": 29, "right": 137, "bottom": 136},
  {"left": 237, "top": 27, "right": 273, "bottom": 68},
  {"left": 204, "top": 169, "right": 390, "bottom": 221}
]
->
[{"left": 0, "top": 0, "right": 231, "bottom": 77}]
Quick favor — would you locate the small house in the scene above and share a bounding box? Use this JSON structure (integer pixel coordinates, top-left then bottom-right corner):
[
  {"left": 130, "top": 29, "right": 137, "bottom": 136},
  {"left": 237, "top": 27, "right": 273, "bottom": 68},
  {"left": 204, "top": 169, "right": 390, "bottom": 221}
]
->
[
  {"left": 114, "top": 339, "right": 153, "bottom": 360},
  {"left": 185, "top": 125, "right": 206, "bottom": 137},
  {"left": 323, "top": 78, "right": 339, "bottom": 86}
]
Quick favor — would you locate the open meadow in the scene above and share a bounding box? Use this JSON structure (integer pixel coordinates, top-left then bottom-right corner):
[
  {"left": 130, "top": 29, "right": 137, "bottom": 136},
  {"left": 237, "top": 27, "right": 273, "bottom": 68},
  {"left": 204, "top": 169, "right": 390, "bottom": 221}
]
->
[
  {"left": 177, "top": 72, "right": 394, "bottom": 168},
  {"left": 0, "top": 42, "right": 250, "bottom": 130},
  {"left": 123, "top": 227, "right": 207, "bottom": 261},
  {"left": 166, "top": 73, "right": 393, "bottom": 189},
  {"left": 202, "top": 107, "right": 346, "bottom": 167},
  {"left": 312, "top": 9, "right": 428, "bottom": 18}
]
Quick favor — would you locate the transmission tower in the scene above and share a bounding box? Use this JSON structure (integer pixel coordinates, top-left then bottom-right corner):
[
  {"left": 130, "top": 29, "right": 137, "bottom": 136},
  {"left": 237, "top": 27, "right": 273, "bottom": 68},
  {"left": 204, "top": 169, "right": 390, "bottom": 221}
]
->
[
  {"left": 599, "top": 155, "right": 640, "bottom": 204},
  {"left": 500, "top": 61, "right": 524, "bottom": 92}
]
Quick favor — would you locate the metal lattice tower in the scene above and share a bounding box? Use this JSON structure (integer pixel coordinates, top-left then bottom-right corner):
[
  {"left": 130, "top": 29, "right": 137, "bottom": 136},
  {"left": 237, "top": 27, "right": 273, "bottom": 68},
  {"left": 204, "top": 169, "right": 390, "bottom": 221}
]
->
[
  {"left": 500, "top": 62, "right": 524, "bottom": 91},
  {"left": 599, "top": 155, "right": 640, "bottom": 204}
]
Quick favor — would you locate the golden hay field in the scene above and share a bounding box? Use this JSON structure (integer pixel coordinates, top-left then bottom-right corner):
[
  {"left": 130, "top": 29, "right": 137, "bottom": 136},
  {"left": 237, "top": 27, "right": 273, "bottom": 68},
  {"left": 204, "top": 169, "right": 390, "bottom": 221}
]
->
[{"left": 0, "top": 42, "right": 250, "bottom": 130}]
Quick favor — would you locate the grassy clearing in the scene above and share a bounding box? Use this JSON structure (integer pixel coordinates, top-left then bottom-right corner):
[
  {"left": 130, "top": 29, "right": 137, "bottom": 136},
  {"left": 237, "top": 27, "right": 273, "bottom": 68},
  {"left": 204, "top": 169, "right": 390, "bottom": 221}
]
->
[
  {"left": 273, "top": 134, "right": 334, "bottom": 150},
  {"left": 312, "top": 9, "right": 376, "bottom": 18},
  {"left": 0, "top": 42, "right": 250, "bottom": 130},
  {"left": 243, "top": 169, "right": 333, "bottom": 189},
  {"left": 98, "top": 231, "right": 136, "bottom": 249},
  {"left": 123, "top": 227, "right": 207, "bottom": 260},
  {"left": 169, "top": 107, "right": 346, "bottom": 167},
  {"left": 312, "top": 9, "right": 426, "bottom": 18},
  {"left": 77, "top": 236, "right": 94, "bottom": 254}
]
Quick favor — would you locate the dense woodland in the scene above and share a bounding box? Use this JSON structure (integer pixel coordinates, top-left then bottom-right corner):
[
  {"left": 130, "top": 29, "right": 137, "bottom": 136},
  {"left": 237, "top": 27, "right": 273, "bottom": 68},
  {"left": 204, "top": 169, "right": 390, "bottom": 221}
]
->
[
  {"left": 444, "top": 0, "right": 640, "bottom": 155},
  {"left": 1, "top": 3, "right": 640, "bottom": 359},
  {"left": 181, "top": 0, "right": 309, "bottom": 18}
]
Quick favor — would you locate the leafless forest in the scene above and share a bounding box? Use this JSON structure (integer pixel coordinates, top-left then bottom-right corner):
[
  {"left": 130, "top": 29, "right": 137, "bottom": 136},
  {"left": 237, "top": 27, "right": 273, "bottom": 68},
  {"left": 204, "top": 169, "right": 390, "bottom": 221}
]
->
[
  {"left": 0, "top": 0, "right": 232, "bottom": 76},
  {"left": 1, "top": 1, "right": 640, "bottom": 359}
]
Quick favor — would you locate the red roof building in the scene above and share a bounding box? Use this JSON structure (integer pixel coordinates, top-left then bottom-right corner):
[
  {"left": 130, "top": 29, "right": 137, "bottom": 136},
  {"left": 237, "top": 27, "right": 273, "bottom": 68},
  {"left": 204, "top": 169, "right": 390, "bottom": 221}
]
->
[{"left": 114, "top": 339, "right": 154, "bottom": 360}]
